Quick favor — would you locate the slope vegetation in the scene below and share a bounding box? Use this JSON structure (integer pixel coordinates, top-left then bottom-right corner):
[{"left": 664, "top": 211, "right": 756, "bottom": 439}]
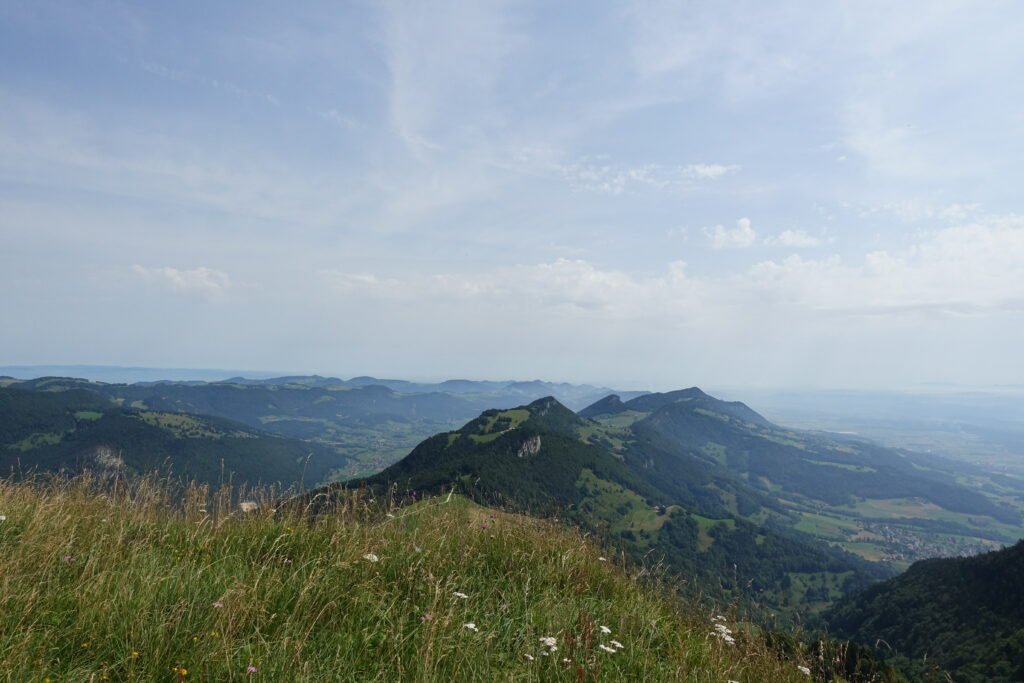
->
[
  {"left": 0, "top": 473, "right": 871, "bottom": 682},
  {"left": 825, "top": 540, "right": 1024, "bottom": 683}
]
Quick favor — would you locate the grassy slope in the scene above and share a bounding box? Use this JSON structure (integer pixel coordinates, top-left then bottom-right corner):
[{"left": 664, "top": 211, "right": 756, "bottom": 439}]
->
[{"left": 0, "top": 475, "right": 835, "bottom": 682}]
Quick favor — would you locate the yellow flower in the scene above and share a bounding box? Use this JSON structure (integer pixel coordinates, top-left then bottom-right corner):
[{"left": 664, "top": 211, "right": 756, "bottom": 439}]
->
[
  {"left": 131, "top": 651, "right": 140, "bottom": 658},
  {"left": 81, "top": 642, "right": 91, "bottom": 648}
]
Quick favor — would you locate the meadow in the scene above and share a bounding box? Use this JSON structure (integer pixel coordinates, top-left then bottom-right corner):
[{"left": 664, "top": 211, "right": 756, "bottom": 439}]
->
[{"left": 0, "top": 473, "right": 836, "bottom": 682}]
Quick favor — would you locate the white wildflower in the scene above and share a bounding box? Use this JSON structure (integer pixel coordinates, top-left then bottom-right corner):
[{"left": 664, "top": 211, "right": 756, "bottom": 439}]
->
[
  {"left": 386, "top": 513, "right": 396, "bottom": 518},
  {"left": 598, "top": 644, "right": 616, "bottom": 653},
  {"left": 523, "top": 654, "right": 534, "bottom": 661},
  {"left": 539, "top": 636, "right": 557, "bottom": 648},
  {"left": 712, "top": 615, "right": 727, "bottom": 622},
  {"left": 362, "top": 553, "right": 380, "bottom": 563},
  {"left": 599, "top": 625, "right": 611, "bottom": 634},
  {"left": 453, "top": 591, "right": 469, "bottom": 599},
  {"left": 610, "top": 640, "right": 624, "bottom": 649},
  {"left": 239, "top": 501, "right": 257, "bottom": 513},
  {"left": 714, "top": 624, "right": 732, "bottom": 634},
  {"left": 540, "top": 650, "right": 549, "bottom": 656},
  {"left": 798, "top": 665, "right": 811, "bottom": 675},
  {"left": 598, "top": 556, "right": 607, "bottom": 561},
  {"left": 563, "top": 658, "right": 572, "bottom": 663},
  {"left": 463, "top": 623, "right": 479, "bottom": 632},
  {"left": 0, "top": 515, "right": 7, "bottom": 521}
]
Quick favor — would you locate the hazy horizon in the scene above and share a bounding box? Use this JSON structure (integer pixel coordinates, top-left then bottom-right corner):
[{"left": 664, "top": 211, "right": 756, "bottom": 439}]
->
[{"left": 4, "top": 2, "right": 1024, "bottom": 390}]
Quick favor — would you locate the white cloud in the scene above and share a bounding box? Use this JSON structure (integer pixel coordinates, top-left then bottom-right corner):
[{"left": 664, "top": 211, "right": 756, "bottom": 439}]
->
[
  {"left": 704, "top": 218, "right": 757, "bottom": 249},
  {"left": 555, "top": 159, "right": 739, "bottom": 195},
  {"left": 132, "top": 265, "right": 233, "bottom": 300},
  {"left": 763, "top": 229, "right": 823, "bottom": 247},
  {"left": 320, "top": 214, "right": 1024, "bottom": 322}
]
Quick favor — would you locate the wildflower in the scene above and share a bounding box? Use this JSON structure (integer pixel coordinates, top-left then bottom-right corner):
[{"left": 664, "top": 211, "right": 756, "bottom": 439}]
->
[
  {"left": 239, "top": 501, "right": 257, "bottom": 513},
  {"left": 598, "top": 556, "right": 607, "bottom": 561},
  {"left": 62, "top": 556, "right": 73, "bottom": 562},
  {"left": 453, "top": 591, "right": 469, "bottom": 599},
  {"left": 420, "top": 613, "right": 432, "bottom": 621},
  {"left": 81, "top": 642, "right": 90, "bottom": 648},
  {"left": 246, "top": 666, "right": 258, "bottom": 673},
  {"left": 0, "top": 515, "right": 7, "bottom": 521},
  {"left": 563, "top": 658, "right": 572, "bottom": 663},
  {"left": 131, "top": 652, "right": 140, "bottom": 658},
  {"left": 599, "top": 625, "right": 611, "bottom": 634},
  {"left": 598, "top": 644, "right": 616, "bottom": 653},
  {"left": 386, "top": 513, "right": 395, "bottom": 518},
  {"left": 212, "top": 602, "right": 224, "bottom": 608},
  {"left": 363, "top": 553, "right": 380, "bottom": 563},
  {"left": 463, "top": 623, "right": 479, "bottom": 632},
  {"left": 524, "top": 654, "right": 534, "bottom": 661},
  {"left": 610, "top": 640, "right": 624, "bottom": 649},
  {"left": 540, "top": 650, "right": 549, "bottom": 656},
  {"left": 713, "top": 615, "right": 727, "bottom": 622},
  {"left": 171, "top": 666, "right": 189, "bottom": 676},
  {"left": 797, "top": 665, "right": 811, "bottom": 675},
  {"left": 210, "top": 631, "right": 219, "bottom": 638}
]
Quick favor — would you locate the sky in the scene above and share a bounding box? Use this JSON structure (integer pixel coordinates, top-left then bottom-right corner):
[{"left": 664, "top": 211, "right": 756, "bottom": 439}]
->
[{"left": 3, "top": 0, "right": 1024, "bottom": 390}]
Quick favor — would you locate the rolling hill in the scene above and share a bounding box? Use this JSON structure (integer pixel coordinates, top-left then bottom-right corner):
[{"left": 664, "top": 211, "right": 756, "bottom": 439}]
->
[{"left": 0, "top": 386, "right": 349, "bottom": 487}]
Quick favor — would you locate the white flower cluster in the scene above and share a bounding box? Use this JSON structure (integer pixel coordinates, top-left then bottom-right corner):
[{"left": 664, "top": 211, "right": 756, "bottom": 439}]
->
[
  {"left": 711, "top": 622, "right": 736, "bottom": 645},
  {"left": 538, "top": 636, "right": 558, "bottom": 655},
  {"left": 463, "top": 623, "right": 479, "bottom": 632},
  {"left": 797, "top": 665, "right": 811, "bottom": 675},
  {"left": 362, "top": 553, "right": 379, "bottom": 563},
  {"left": 452, "top": 591, "right": 469, "bottom": 599}
]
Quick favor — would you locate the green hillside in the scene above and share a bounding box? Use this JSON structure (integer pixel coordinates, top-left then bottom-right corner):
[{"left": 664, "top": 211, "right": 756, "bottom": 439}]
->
[
  {"left": 314, "top": 397, "right": 881, "bottom": 621},
  {"left": 584, "top": 389, "right": 1024, "bottom": 570},
  {"left": 0, "top": 387, "right": 349, "bottom": 487},
  {"left": 825, "top": 540, "right": 1024, "bottom": 682},
  {"left": 0, "top": 473, "right": 905, "bottom": 682}
]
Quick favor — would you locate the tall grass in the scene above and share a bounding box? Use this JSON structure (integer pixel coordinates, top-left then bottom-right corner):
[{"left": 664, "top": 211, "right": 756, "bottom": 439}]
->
[{"left": 0, "top": 473, "right": 819, "bottom": 681}]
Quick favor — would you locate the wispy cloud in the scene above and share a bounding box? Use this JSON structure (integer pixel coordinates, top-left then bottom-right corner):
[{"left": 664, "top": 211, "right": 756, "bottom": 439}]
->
[
  {"left": 556, "top": 159, "right": 739, "bottom": 194},
  {"left": 763, "top": 230, "right": 824, "bottom": 248},
  {"left": 132, "top": 265, "right": 234, "bottom": 300}
]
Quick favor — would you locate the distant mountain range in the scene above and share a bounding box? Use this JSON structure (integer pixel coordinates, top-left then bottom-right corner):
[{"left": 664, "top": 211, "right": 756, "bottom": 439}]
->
[{"left": 0, "top": 374, "right": 645, "bottom": 478}]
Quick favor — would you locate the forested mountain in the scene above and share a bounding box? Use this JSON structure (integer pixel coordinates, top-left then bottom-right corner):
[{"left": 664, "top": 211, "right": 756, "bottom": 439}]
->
[
  {"left": 0, "top": 387, "right": 349, "bottom": 487},
  {"left": 825, "top": 540, "right": 1024, "bottom": 683},
  {"left": 309, "top": 396, "right": 882, "bottom": 620},
  {"left": 583, "top": 389, "right": 1024, "bottom": 569}
]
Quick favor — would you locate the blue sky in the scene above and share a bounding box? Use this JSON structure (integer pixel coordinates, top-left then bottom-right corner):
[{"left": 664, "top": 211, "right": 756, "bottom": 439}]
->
[{"left": 3, "top": 0, "right": 1024, "bottom": 390}]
